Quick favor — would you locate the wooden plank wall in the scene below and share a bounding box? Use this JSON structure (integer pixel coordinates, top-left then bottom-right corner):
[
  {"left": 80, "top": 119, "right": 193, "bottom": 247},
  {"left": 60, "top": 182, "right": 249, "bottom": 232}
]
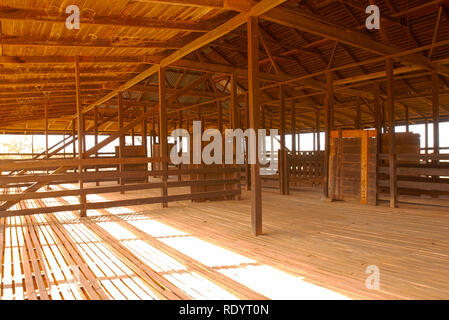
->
[{"left": 328, "top": 131, "right": 377, "bottom": 205}]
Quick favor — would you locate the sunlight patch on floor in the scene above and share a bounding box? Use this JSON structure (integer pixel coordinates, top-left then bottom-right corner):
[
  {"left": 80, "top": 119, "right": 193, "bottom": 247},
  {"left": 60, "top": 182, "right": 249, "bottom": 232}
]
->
[
  {"left": 95, "top": 219, "right": 238, "bottom": 299},
  {"left": 160, "top": 236, "right": 255, "bottom": 268},
  {"left": 220, "top": 265, "right": 349, "bottom": 300},
  {"left": 47, "top": 185, "right": 351, "bottom": 300},
  {"left": 107, "top": 208, "right": 350, "bottom": 300}
]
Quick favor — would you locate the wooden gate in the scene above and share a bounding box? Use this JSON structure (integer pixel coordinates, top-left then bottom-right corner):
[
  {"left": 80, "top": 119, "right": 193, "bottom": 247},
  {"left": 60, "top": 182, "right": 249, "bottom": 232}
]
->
[{"left": 329, "top": 130, "right": 377, "bottom": 205}]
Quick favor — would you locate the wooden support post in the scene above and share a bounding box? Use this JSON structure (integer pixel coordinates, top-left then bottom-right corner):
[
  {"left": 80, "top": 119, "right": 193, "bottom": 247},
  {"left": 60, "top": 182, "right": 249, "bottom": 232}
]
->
[
  {"left": 229, "top": 80, "right": 233, "bottom": 129},
  {"left": 323, "top": 71, "right": 334, "bottom": 199},
  {"left": 94, "top": 106, "right": 99, "bottom": 186},
  {"left": 291, "top": 100, "right": 296, "bottom": 154},
  {"left": 313, "top": 127, "right": 316, "bottom": 152},
  {"left": 231, "top": 73, "right": 242, "bottom": 200},
  {"left": 45, "top": 104, "right": 49, "bottom": 159},
  {"left": 132, "top": 128, "right": 135, "bottom": 146},
  {"left": 143, "top": 108, "right": 149, "bottom": 181},
  {"left": 44, "top": 104, "right": 49, "bottom": 188},
  {"left": 335, "top": 128, "right": 343, "bottom": 200},
  {"left": 244, "top": 93, "right": 251, "bottom": 191},
  {"left": 374, "top": 82, "right": 381, "bottom": 205},
  {"left": 118, "top": 93, "right": 125, "bottom": 193},
  {"left": 432, "top": 71, "right": 440, "bottom": 156},
  {"left": 231, "top": 73, "right": 239, "bottom": 130},
  {"left": 361, "top": 130, "right": 369, "bottom": 205},
  {"left": 425, "top": 119, "right": 429, "bottom": 156},
  {"left": 178, "top": 109, "right": 183, "bottom": 182},
  {"left": 432, "top": 71, "right": 440, "bottom": 198},
  {"left": 72, "top": 119, "right": 76, "bottom": 160},
  {"left": 248, "top": 16, "right": 262, "bottom": 236},
  {"left": 151, "top": 116, "right": 156, "bottom": 158},
  {"left": 405, "top": 106, "right": 409, "bottom": 133},
  {"left": 143, "top": 107, "right": 148, "bottom": 157},
  {"left": 279, "top": 84, "right": 287, "bottom": 195},
  {"left": 159, "top": 67, "right": 169, "bottom": 208},
  {"left": 82, "top": 116, "right": 87, "bottom": 155},
  {"left": 75, "top": 56, "right": 87, "bottom": 217},
  {"left": 279, "top": 85, "right": 286, "bottom": 150},
  {"left": 386, "top": 58, "right": 397, "bottom": 208},
  {"left": 316, "top": 110, "right": 321, "bottom": 152}
]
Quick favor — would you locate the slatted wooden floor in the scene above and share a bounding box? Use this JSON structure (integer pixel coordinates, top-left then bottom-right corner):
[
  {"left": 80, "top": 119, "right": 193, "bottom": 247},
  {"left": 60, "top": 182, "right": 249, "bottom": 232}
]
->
[{"left": 1, "top": 183, "right": 449, "bottom": 300}]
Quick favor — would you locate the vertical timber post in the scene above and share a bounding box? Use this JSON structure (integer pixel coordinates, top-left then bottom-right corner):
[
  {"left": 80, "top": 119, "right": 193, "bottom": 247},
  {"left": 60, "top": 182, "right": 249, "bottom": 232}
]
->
[
  {"left": 143, "top": 106, "right": 148, "bottom": 158},
  {"left": 291, "top": 100, "right": 296, "bottom": 154},
  {"left": 316, "top": 110, "right": 321, "bottom": 152},
  {"left": 142, "top": 106, "right": 148, "bottom": 181},
  {"left": 432, "top": 71, "right": 440, "bottom": 157},
  {"left": 432, "top": 71, "right": 440, "bottom": 197},
  {"left": 248, "top": 16, "right": 262, "bottom": 236},
  {"left": 231, "top": 73, "right": 242, "bottom": 200},
  {"left": 374, "top": 82, "right": 381, "bottom": 205},
  {"left": 279, "top": 84, "right": 287, "bottom": 195},
  {"left": 386, "top": 58, "right": 397, "bottom": 208},
  {"left": 245, "top": 93, "right": 251, "bottom": 191},
  {"left": 72, "top": 119, "right": 76, "bottom": 160},
  {"left": 159, "top": 67, "right": 169, "bottom": 208},
  {"left": 291, "top": 100, "right": 296, "bottom": 184},
  {"left": 44, "top": 104, "right": 49, "bottom": 188},
  {"left": 425, "top": 119, "right": 429, "bottom": 155},
  {"left": 75, "top": 56, "right": 87, "bottom": 217},
  {"left": 323, "top": 71, "right": 334, "bottom": 199},
  {"left": 405, "top": 106, "right": 409, "bottom": 133},
  {"left": 118, "top": 93, "right": 125, "bottom": 193},
  {"left": 94, "top": 106, "right": 99, "bottom": 186},
  {"left": 45, "top": 104, "right": 49, "bottom": 160}
]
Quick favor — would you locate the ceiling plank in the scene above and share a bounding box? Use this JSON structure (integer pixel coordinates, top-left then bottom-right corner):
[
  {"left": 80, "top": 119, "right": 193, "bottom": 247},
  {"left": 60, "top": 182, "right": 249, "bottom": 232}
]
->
[
  {"left": 75, "top": 0, "right": 287, "bottom": 117},
  {"left": 0, "top": 36, "right": 182, "bottom": 50},
  {"left": 262, "top": 6, "right": 449, "bottom": 77},
  {"left": 0, "top": 7, "right": 212, "bottom": 32}
]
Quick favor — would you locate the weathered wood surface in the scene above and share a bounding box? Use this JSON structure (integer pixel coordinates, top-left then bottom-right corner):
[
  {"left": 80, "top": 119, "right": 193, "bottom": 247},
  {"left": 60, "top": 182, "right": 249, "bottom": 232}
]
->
[{"left": 2, "top": 184, "right": 449, "bottom": 300}]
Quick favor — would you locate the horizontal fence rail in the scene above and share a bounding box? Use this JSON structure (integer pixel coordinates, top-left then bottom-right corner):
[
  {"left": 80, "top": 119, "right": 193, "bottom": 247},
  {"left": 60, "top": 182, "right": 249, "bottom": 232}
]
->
[
  {"left": 0, "top": 156, "right": 241, "bottom": 218},
  {"left": 378, "top": 153, "right": 449, "bottom": 197}
]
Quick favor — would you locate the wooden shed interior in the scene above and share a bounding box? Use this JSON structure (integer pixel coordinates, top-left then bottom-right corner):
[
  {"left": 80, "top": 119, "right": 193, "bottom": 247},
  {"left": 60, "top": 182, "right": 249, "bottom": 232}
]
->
[{"left": 1, "top": 0, "right": 449, "bottom": 300}]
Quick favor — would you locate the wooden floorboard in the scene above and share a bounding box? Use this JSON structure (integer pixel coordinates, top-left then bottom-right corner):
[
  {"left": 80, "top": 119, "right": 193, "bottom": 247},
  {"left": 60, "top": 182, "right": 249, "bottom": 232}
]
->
[{"left": 1, "top": 182, "right": 449, "bottom": 299}]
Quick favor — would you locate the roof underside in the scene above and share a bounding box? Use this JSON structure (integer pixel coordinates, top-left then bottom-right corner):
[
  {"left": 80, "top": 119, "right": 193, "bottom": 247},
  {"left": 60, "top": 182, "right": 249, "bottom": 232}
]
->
[{"left": 0, "top": 0, "right": 449, "bottom": 134}]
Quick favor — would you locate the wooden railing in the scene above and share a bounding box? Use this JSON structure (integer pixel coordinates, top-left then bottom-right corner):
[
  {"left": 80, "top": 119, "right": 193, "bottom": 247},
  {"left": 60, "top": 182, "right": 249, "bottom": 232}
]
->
[
  {"left": 0, "top": 157, "right": 241, "bottom": 217},
  {"left": 288, "top": 151, "right": 325, "bottom": 187},
  {"left": 256, "top": 150, "right": 325, "bottom": 190},
  {"left": 378, "top": 153, "right": 449, "bottom": 197},
  {"left": 420, "top": 147, "right": 449, "bottom": 154},
  {"left": 0, "top": 152, "right": 116, "bottom": 160}
]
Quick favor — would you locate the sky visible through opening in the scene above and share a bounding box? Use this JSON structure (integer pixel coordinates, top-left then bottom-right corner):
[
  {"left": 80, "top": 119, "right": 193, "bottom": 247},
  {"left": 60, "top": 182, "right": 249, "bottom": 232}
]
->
[{"left": 0, "top": 122, "right": 448, "bottom": 157}]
